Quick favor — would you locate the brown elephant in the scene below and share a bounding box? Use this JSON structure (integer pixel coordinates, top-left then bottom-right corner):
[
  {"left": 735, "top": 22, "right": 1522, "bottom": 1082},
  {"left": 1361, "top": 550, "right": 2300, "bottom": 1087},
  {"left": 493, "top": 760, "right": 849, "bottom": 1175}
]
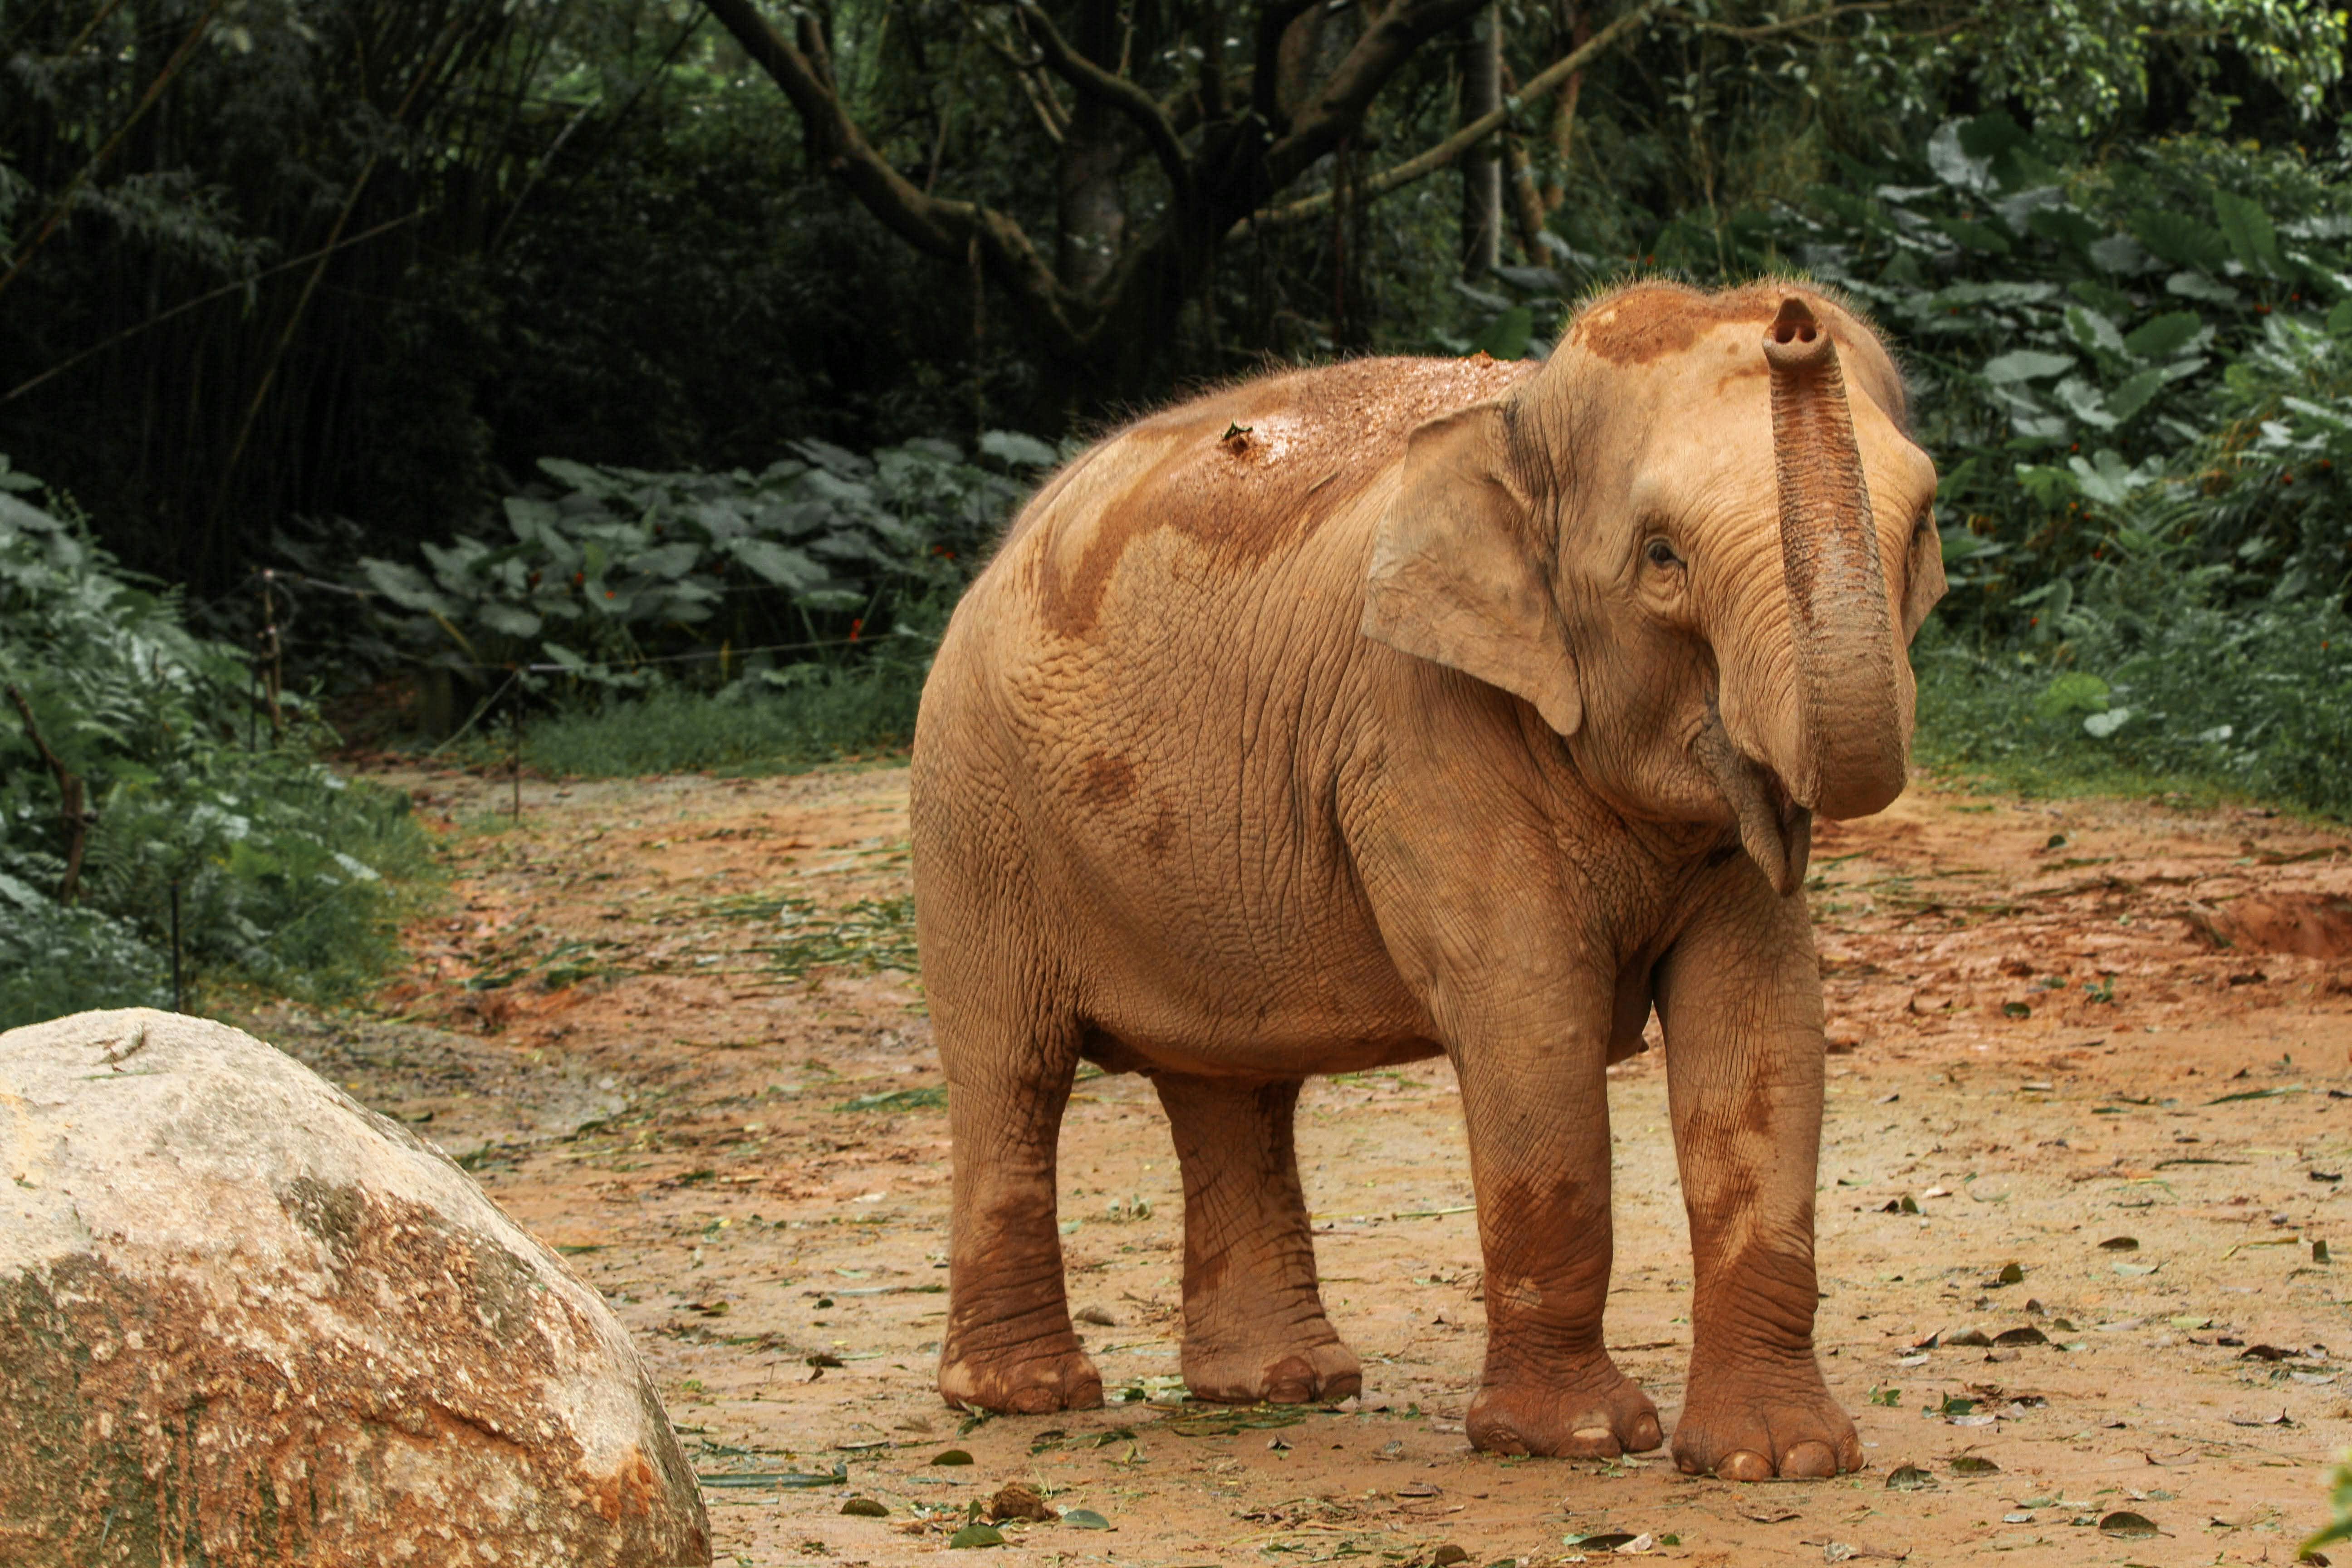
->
[{"left": 908, "top": 282, "right": 1944, "bottom": 1480}]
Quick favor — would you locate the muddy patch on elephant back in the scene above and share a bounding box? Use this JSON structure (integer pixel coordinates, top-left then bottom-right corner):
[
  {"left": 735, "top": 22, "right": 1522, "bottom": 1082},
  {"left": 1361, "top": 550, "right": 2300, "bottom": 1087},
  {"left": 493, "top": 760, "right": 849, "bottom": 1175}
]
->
[
  {"left": 1028, "top": 354, "right": 1531, "bottom": 638},
  {"left": 302, "top": 759, "right": 2352, "bottom": 1568}
]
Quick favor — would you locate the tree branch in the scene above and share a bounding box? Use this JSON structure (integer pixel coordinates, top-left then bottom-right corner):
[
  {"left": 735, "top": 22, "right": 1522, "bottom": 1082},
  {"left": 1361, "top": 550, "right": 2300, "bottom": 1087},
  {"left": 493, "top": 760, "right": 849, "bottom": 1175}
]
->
[
  {"left": 1660, "top": 1, "right": 1896, "bottom": 39},
  {"left": 1009, "top": 0, "right": 1195, "bottom": 202},
  {"left": 1251, "top": 0, "right": 1320, "bottom": 132},
  {"left": 1260, "top": 0, "right": 1494, "bottom": 194},
  {"left": 5, "top": 684, "right": 91, "bottom": 907},
  {"left": 702, "top": 0, "right": 1093, "bottom": 354},
  {"left": 1238, "top": 3, "right": 1653, "bottom": 238}
]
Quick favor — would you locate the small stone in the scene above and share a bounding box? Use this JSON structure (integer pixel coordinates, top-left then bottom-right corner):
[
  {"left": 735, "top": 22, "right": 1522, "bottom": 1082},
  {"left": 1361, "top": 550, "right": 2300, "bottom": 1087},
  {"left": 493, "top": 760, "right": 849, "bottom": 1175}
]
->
[
  {"left": 988, "top": 1482, "right": 1055, "bottom": 1523},
  {"left": 841, "top": 1497, "right": 889, "bottom": 1518}
]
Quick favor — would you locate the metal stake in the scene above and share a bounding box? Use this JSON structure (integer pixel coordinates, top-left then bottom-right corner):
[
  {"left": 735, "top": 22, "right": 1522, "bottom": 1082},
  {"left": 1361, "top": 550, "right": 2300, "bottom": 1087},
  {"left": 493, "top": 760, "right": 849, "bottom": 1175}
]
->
[{"left": 169, "top": 879, "right": 183, "bottom": 1012}]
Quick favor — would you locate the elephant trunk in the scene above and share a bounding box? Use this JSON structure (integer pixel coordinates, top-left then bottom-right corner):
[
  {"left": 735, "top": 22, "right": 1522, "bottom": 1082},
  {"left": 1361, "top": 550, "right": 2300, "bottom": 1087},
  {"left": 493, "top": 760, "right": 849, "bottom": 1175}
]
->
[{"left": 1764, "top": 298, "right": 1908, "bottom": 821}]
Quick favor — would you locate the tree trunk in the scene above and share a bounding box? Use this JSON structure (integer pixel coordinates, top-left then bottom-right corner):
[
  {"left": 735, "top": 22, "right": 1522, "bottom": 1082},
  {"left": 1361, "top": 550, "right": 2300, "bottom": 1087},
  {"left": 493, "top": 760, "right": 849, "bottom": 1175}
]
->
[
  {"left": 1459, "top": 4, "right": 1500, "bottom": 279},
  {"left": 1056, "top": 0, "right": 1127, "bottom": 293}
]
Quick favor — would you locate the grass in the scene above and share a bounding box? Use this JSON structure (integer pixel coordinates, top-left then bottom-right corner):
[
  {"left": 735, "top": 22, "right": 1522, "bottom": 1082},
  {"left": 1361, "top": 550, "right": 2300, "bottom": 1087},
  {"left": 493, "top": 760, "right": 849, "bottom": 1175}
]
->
[{"left": 514, "top": 663, "right": 922, "bottom": 779}]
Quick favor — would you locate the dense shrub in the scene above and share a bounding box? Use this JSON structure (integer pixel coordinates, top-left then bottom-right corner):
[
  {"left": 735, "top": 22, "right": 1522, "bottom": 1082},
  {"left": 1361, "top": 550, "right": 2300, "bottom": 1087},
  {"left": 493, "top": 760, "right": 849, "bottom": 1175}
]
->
[
  {"left": 1465, "top": 123, "right": 2352, "bottom": 814},
  {"left": 0, "top": 459, "right": 434, "bottom": 1029}
]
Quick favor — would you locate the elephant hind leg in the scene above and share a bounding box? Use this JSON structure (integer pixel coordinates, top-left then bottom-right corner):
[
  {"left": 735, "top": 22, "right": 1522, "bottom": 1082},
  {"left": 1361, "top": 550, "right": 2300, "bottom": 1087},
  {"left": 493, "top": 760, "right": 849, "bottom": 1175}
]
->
[
  {"left": 934, "top": 986, "right": 1102, "bottom": 1416},
  {"left": 1154, "top": 1073, "right": 1360, "bottom": 1406}
]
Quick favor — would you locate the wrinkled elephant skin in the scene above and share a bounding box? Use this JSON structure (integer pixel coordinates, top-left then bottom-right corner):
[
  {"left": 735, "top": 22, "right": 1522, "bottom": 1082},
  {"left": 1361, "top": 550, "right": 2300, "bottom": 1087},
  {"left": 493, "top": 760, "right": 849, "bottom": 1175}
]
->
[{"left": 910, "top": 284, "right": 1944, "bottom": 1479}]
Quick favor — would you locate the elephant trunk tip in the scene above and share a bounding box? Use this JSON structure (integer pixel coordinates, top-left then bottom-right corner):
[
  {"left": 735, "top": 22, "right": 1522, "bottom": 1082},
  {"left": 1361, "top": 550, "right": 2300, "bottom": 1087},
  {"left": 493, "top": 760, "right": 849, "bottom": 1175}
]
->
[{"left": 1764, "top": 297, "right": 1834, "bottom": 374}]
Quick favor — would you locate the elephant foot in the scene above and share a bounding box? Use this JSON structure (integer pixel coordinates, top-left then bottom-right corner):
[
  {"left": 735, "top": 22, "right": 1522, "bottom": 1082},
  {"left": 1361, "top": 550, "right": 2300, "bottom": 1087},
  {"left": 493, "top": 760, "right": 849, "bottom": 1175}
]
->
[
  {"left": 939, "top": 1337, "right": 1104, "bottom": 1415},
  {"left": 1467, "top": 1359, "right": 1661, "bottom": 1457},
  {"left": 1671, "top": 1363, "right": 1862, "bottom": 1480},
  {"left": 1182, "top": 1331, "right": 1361, "bottom": 1405}
]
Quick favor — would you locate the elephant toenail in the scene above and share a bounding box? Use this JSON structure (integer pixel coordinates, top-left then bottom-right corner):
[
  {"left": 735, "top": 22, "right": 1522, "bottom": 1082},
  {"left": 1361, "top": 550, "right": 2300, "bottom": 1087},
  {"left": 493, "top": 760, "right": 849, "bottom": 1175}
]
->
[
  {"left": 1570, "top": 1425, "right": 1618, "bottom": 1451},
  {"left": 1781, "top": 1440, "right": 1838, "bottom": 1478},
  {"left": 1627, "top": 1414, "right": 1663, "bottom": 1451},
  {"left": 1717, "top": 1450, "right": 1774, "bottom": 1482}
]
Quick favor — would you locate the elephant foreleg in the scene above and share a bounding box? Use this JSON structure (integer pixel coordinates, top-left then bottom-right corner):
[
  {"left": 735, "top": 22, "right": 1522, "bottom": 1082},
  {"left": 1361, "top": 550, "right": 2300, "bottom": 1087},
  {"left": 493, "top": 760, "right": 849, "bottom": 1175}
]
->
[
  {"left": 1655, "top": 872, "right": 1862, "bottom": 1480},
  {"left": 1153, "top": 1073, "right": 1361, "bottom": 1405},
  {"left": 1452, "top": 1025, "right": 1661, "bottom": 1457}
]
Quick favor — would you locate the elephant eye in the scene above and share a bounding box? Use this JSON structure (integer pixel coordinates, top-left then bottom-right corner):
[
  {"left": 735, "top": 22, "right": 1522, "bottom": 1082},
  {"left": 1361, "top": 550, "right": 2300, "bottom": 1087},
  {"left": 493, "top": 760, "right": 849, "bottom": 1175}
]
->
[{"left": 1644, "top": 537, "right": 1682, "bottom": 569}]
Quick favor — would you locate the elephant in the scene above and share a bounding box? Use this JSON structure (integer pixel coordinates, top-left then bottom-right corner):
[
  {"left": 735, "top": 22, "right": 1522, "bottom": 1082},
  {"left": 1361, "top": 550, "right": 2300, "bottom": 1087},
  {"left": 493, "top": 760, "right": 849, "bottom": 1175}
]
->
[{"left": 907, "top": 282, "right": 1945, "bottom": 1480}]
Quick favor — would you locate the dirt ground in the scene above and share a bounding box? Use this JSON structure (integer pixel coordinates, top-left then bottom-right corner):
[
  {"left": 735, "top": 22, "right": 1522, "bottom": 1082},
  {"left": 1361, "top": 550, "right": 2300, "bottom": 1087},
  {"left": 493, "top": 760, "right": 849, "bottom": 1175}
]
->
[{"left": 254, "top": 758, "right": 2352, "bottom": 1568}]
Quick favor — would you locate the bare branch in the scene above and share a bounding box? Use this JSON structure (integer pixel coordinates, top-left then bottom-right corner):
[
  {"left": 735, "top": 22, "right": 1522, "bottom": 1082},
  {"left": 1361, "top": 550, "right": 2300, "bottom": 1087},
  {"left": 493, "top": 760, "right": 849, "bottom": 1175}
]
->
[
  {"left": 1251, "top": 0, "right": 1321, "bottom": 131},
  {"left": 702, "top": 0, "right": 1093, "bottom": 354},
  {"left": 1261, "top": 0, "right": 1494, "bottom": 194},
  {"left": 1238, "top": 3, "right": 1654, "bottom": 237},
  {"left": 5, "top": 684, "right": 91, "bottom": 907},
  {"left": 1660, "top": 1, "right": 1896, "bottom": 39},
  {"left": 1009, "top": 0, "right": 1196, "bottom": 201}
]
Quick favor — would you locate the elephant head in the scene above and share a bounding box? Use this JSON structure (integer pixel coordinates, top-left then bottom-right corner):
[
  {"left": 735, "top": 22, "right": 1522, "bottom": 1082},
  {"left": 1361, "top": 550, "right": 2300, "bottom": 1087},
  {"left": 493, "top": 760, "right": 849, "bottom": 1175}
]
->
[{"left": 1361, "top": 283, "right": 1945, "bottom": 894}]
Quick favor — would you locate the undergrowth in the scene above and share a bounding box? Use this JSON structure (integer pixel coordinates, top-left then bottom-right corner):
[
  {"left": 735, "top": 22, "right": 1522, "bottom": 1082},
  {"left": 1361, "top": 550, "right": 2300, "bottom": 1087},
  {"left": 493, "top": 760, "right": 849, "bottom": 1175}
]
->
[
  {"left": 0, "top": 458, "right": 437, "bottom": 1030},
  {"left": 510, "top": 662, "right": 924, "bottom": 778}
]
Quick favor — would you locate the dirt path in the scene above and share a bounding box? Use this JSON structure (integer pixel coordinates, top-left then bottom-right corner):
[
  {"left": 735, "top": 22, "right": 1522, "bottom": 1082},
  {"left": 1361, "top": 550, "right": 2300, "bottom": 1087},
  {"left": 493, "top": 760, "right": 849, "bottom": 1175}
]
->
[{"left": 257, "top": 763, "right": 2352, "bottom": 1567}]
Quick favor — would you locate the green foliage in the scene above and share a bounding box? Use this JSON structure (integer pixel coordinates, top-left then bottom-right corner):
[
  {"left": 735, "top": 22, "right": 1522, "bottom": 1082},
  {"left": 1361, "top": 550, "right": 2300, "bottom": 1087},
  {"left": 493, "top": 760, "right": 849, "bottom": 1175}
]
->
[
  {"left": 1473, "top": 119, "right": 2352, "bottom": 814},
  {"left": 516, "top": 666, "right": 926, "bottom": 779},
  {"left": 359, "top": 434, "right": 1048, "bottom": 696},
  {"left": 2309, "top": 1450, "right": 2352, "bottom": 1558},
  {"left": 0, "top": 458, "right": 434, "bottom": 1029}
]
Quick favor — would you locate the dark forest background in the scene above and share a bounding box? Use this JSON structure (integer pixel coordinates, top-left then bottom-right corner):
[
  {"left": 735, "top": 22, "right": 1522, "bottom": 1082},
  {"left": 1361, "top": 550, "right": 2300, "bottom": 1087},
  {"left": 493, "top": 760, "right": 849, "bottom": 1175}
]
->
[{"left": 5, "top": 0, "right": 2352, "bottom": 1023}]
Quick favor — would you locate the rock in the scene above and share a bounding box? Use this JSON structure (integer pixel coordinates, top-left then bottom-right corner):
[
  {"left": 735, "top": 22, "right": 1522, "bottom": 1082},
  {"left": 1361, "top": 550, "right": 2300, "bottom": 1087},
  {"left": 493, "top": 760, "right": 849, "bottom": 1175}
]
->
[
  {"left": 0, "top": 1009, "right": 710, "bottom": 1567},
  {"left": 987, "top": 1481, "right": 1055, "bottom": 1523}
]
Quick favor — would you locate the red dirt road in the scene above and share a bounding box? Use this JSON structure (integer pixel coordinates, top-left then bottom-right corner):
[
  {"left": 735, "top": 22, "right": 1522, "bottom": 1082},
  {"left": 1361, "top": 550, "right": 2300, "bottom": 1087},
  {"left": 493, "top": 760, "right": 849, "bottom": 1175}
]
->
[{"left": 256, "top": 762, "right": 2352, "bottom": 1567}]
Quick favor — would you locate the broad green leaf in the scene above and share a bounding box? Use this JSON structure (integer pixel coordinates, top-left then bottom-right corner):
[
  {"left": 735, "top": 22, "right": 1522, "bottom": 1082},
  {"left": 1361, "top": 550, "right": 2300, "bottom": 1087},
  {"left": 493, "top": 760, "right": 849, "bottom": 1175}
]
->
[
  {"left": 1922, "top": 281, "right": 2058, "bottom": 309},
  {"left": 2102, "top": 368, "right": 2166, "bottom": 424},
  {"left": 978, "top": 430, "right": 1060, "bottom": 469},
  {"left": 2027, "top": 205, "right": 2103, "bottom": 250},
  {"left": 1468, "top": 304, "right": 1535, "bottom": 361},
  {"left": 2327, "top": 299, "right": 2352, "bottom": 336},
  {"left": 1935, "top": 216, "right": 2011, "bottom": 255},
  {"left": 1926, "top": 121, "right": 1991, "bottom": 191},
  {"left": 2035, "top": 672, "right": 2110, "bottom": 720},
  {"left": 790, "top": 437, "right": 874, "bottom": 480},
  {"left": 2087, "top": 233, "right": 2152, "bottom": 274},
  {"left": 2050, "top": 376, "right": 2117, "bottom": 429},
  {"left": 1956, "top": 110, "right": 2030, "bottom": 162},
  {"left": 2129, "top": 210, "right": 2228, "bottom": 271},
  {"left": 1981, "top": 349, "right": 2073, "bottom": 384},
  {"left": 2064, "top": 305, "right": 2124, "bottom": 356},
  {"left": 2082, "top": 707, "right": 2133, "bottom": 739},
  {"left": 503, "top": 496, "right": 561, "bottom": 538},
  {"left": 357, "top": 559, "right": 457, "bottom": 617},
  {"left": 630, "top": 542, "right": 700, "bottom": 580},
  {"left": 2069, "top": 448, "right": 2157, "bottom": 506},
  {"left": 2122, "top": 311, "right": 2202, "bottom": 360},
  {"left": 475, "top": 603, "right": 543, "bottom": 638},
  {"left": 2166, "top": 270, "right": 2235, "bottom": 304},
  {"left": 729, "top": 538, "right": 824, "bottom": 591},
  {"left": 2211, "top": 189, "right": 2283, "bottom": 276}
]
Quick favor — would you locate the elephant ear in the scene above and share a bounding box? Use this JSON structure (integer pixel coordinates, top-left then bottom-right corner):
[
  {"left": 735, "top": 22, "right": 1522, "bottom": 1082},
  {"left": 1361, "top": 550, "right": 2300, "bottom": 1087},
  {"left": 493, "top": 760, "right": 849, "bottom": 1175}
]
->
[
  {"left": 1360, "top": 401, "right": 1581, "bottom": 736},
  {"left": 1898, "top": 514, "right": 1947, "bottom": 645}
]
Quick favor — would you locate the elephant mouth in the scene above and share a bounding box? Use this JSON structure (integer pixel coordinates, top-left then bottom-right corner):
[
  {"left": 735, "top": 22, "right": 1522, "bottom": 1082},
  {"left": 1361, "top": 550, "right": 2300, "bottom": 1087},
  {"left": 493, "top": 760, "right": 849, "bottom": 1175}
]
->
[{"left": 1691, "top": 702, "right": 1812, "bottom": 897}]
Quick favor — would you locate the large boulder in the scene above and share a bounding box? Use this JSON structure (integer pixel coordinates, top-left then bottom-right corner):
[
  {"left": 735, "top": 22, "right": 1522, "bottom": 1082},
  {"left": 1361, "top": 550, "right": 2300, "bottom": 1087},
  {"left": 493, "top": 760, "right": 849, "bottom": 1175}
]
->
[{"left": 0, "top": 1009, "right": 710, "bottom": 1567}]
